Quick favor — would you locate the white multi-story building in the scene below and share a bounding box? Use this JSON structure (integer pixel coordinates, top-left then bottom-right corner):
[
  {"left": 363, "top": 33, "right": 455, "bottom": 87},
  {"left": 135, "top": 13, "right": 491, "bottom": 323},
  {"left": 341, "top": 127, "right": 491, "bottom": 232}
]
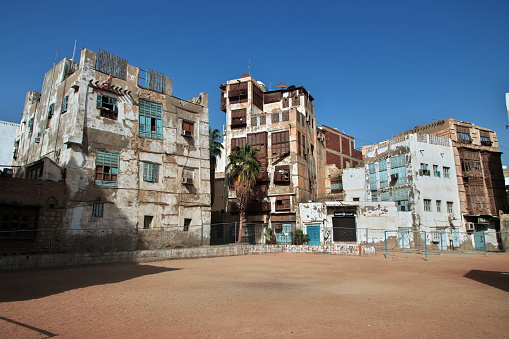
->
[{"left": 363, "top": 133, "right": 462, "bottom": 233}]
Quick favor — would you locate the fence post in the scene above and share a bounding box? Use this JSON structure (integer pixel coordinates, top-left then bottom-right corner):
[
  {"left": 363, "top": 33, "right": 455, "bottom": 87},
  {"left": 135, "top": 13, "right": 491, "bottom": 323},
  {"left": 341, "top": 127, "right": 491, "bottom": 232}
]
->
[
  {"left": 424, "top": 231, "right": 427, "bottom": 260},
  {"left": 384, "top": 231, "right": 387, "bottom": 258},
  {"left": 235, "top": 222, "right": 238, "bottom": 245},
  {"left": 365, "top": 228, "right": 369, "bottom": 245},
  {"left": 160, "top": 226, "right": 164, "bottom": 249}
]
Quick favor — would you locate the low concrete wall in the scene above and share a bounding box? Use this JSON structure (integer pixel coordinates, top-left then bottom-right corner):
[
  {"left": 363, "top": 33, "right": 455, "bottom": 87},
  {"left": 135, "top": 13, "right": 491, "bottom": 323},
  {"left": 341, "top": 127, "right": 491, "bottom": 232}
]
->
[{"left": 0, "top": 244, "right": 375, "bottom": 270}]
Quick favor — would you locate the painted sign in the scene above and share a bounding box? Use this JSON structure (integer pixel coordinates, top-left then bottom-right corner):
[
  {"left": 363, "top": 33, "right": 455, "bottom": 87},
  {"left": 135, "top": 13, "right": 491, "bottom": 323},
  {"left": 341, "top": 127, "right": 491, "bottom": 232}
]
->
[{"left": 334, "top": 212, "right": 355, "bottom": 217}]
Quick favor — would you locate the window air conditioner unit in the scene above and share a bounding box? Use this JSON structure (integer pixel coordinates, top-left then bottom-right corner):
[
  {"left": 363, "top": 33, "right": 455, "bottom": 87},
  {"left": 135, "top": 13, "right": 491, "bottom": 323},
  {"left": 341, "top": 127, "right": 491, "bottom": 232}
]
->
[
  {"left": 419, "top": 169, "right": 430, "bottom": 176},
  {"left": 182, "top": 177, "right": 193, "bottom": 185},
  {"left": 182, "top": 130, "right": 192, "bottom": 137},
  {"left": 465, "top": 222, "right": 475, "bottom": 231}
]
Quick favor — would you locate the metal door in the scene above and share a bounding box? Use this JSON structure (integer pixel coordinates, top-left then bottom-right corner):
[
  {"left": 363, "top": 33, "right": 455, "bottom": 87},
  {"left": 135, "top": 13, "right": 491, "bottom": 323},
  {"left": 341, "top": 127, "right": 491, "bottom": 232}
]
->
[
  {"left": 332, "top": 217, "right": 357, "bottom": 242},
  {"left": 474, "top": 230, "right": 486, "bottom": 251},
  {"left": 307, "top": 225, "right": 320, "bottom": 245},
  {"left": 398, "top": 228, "right": 410, "bottom": 249},
  {"left": 438, "top": 230, "right": 447, "bottom": 251},
  {"left": 451, "top": 229, "right": 460, "bottom": 248}
]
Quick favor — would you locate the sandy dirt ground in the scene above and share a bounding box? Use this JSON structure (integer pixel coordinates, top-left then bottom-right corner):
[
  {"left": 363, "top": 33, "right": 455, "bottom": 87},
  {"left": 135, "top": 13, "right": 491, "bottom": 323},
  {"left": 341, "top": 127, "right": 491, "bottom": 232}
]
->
[{"left": 0, "top": 252, "right": 508, "bottom": 338}]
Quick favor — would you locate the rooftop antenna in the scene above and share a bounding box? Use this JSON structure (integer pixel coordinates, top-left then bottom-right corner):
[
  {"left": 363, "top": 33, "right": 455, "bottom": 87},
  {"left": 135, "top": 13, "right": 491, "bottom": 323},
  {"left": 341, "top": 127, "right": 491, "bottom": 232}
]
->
[{"left": 248, "top": 58, "right": 250, "bottom": 76}]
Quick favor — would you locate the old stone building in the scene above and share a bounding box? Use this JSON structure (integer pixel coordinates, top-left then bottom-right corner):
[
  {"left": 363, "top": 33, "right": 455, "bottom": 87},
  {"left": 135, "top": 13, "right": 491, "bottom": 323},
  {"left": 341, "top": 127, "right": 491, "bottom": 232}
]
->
[
  {"left": 220, "top": 75, "right": 318, "bottom": 240},
  {"left": 316, "top": 125, "right": 363, "bottom": 202},
  {"left": 397, "top": 119, "right": 507, "bottom": 234},
  {"left": 9, "top": 48, "right": 210, "bottom": 250}
]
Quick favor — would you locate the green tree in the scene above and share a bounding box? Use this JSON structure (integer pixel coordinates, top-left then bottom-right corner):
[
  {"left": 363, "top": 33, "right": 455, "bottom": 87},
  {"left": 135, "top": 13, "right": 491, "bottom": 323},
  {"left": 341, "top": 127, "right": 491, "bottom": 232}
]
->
[
  {"left": 227, "top": 144, "right": 260, "bottom": 243},
  {"left": 209, "top": 128, "right": 224, "bottom": 206}
]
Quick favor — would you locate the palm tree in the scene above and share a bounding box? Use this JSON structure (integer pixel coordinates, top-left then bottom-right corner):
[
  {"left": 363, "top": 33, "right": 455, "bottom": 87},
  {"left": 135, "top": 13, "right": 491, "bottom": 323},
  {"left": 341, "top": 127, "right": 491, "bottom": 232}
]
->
[
  {"left": 227, "top": 144, "right": 260, "bottom": 243},
  {"left": 209, "top": 128, "right": 224, "bottom": 206}
]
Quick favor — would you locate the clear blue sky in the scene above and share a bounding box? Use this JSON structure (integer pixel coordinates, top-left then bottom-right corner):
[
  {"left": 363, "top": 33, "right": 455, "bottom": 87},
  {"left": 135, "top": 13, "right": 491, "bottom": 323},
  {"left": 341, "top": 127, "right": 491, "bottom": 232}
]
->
[{"left": 1, "top": 1, "right": 508, "bottom": 164}]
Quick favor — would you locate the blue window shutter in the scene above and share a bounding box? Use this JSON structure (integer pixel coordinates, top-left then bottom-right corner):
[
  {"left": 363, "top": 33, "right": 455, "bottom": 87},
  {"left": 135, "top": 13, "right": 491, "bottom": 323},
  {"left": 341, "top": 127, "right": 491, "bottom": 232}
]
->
[
  {"left": 97, "top": 95, "right": 103, "bottom": 109},
  {"left": 156, "top": 119, "right": 162, "bottom": 139}
]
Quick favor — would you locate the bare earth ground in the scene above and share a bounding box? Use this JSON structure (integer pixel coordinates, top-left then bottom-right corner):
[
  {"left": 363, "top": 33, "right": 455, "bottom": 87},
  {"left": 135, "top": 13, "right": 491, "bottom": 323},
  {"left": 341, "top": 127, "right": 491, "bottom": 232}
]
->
[{"left": 0, "top": 252, "right": 508, "bottom": 338}]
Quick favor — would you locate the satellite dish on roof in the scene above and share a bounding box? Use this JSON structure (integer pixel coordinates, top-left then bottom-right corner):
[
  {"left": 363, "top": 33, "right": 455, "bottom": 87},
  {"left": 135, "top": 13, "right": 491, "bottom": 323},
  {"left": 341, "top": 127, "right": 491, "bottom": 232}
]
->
[{"left": 277, "top": 82, "right": 288, "bottom": 89}]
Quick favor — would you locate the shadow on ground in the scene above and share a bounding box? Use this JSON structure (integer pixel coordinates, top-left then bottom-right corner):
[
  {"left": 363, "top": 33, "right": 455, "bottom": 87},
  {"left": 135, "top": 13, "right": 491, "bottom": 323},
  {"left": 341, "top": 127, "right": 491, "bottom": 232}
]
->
[
  {"left": 0, "top": 264, "right": 179, "bottom": 302},
  {"left": 464, "top": 270, "right": 509, "bottom": 292}
]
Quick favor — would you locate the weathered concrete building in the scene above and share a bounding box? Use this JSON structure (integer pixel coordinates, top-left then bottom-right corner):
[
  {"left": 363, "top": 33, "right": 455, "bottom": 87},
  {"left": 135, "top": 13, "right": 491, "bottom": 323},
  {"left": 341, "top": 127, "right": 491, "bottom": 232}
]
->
[
  {"left": 220, "top": 75, "right": 318, "bottom": 236},
  {"left": 397, "top": 119, "right": 507, "bottom": 235},
  {"left": 363, "top": 134, "right": 462, "bottom": 235},
  {"left": 9, "top": 48, "right": 210, "bottom": 249}
]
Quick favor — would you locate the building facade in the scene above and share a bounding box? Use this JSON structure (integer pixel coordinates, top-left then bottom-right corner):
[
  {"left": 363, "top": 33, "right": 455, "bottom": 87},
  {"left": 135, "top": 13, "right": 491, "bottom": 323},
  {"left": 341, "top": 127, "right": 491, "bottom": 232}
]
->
[
  {"left": 9, "top": 48, "right": 210, "bottom": 248},
  {"left": 397, "top": 119, "right": 507, "bottom": 232},
  {"left": 316, "top": 125, "right": 363, "bottom": 201},
  {"left": 363, "top": 133, "right": 462, "bottom": 234},
  {"left": 220, "top": 75, "right": 318, "bottom": 234}
]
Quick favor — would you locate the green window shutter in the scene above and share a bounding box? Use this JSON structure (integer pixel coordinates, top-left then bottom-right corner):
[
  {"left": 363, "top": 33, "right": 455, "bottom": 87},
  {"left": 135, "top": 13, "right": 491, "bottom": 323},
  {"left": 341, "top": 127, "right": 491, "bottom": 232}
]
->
[
  {"left": 156, "top": 119, "right": 162, "bottom": 139},
  {"left": 96, "top": 95, "right": 103, "bottom": 109},
  {"left": 112, "top": 97, "right": 118, "bottom": 112}
]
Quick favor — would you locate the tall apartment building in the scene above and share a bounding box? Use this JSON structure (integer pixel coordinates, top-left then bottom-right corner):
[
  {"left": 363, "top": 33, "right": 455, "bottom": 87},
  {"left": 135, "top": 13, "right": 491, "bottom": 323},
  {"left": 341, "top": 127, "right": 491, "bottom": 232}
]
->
[
  {"left": 10, "top": 48, "right": 210, "bottom": 247},
  {"left": 220, "top": 75, "right": 317, "bottom": 229},
  {"left": 0, "top": 121, "right": 19, "bottom": 171},
  {"left": 397, "top": 119, "right": 507, "bottom": 230}
]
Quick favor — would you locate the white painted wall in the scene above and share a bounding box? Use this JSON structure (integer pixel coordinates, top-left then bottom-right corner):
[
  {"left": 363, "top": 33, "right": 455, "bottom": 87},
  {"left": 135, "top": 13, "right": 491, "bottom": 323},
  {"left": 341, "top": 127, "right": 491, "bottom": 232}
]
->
[
  {"left": 0, "top": 121, "right": 19, "bottom": 170},
  {"left": 342, "top": 167, "right": 367, "bottom": 201}
]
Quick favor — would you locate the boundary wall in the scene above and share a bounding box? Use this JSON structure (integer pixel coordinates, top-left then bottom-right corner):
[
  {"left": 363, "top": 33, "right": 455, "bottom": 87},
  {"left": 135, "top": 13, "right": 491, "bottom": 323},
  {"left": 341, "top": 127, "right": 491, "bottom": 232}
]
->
[{"left": 0, "top": 244, "right": 375, "bottom": 270}]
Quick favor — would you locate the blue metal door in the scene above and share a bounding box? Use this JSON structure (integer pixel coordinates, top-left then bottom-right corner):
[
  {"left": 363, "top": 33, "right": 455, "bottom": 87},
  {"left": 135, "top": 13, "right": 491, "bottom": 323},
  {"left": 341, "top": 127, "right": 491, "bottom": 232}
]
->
[
  {"left": 451, "top": 229, "right": 460, "bottom": 248},
  {"left": 398, "top": 228, "right": 410, "bottom": 249},
  {"left": 474, "top": 230, "right": 486, "bottom": 251},
  {"left": 438, "top": 230, "right": 447, "bottom": 251},
  {"left": 307, "top": 225, "right": 320, "bottom": 245}
]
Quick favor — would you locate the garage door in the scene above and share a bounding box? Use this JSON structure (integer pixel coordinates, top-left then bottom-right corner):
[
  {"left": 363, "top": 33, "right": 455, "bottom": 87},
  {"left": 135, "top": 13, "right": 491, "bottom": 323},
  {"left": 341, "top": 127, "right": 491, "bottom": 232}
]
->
[{"left": 332, "top": 217, "right": 356, "bottom": 242}]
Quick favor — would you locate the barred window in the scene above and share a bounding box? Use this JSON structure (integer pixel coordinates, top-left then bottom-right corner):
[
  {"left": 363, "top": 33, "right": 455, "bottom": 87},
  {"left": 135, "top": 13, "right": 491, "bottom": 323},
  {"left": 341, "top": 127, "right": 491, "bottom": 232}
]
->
[
  {"left": 143, "top": 163, "right": 160, "bottom": 183},
  {"left": 95, "top": 150, "right": 119, "bottom": 187},
  {"left": 231, "top": 109, "right": 246, "bottom": 127},
  {"left": 92, "top": 202, "right": 104, "bottom": 217},
  {"left": 271, "top": 130, "right": 290, "bottom": 157},
  {"left": 436, "top": 200, "right": 442, "bottom": 213},
  {"left": 447, "top": 201, "right": 454, "bottom": 214},
  {"left": 139, "top": 99, "right": 162, "bottom": 139},
  {"left": 443, "top": 166, "right": 450, "bottom": 178}
]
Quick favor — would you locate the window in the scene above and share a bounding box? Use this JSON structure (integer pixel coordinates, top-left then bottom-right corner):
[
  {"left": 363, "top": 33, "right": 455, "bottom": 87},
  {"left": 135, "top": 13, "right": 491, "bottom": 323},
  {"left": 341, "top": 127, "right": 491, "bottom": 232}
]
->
[
  {"left": 26, "top": 163, "right": 43, "bottom": 179},
  {"left": 424, "top": 199, "right": 432, "bottom": 212},
  {"left": 393, "top": 188, "right": 409, "bottom": 211},
  {"left": 96, "top": 49, "right": 127, "bottom": 80},
  {"left": 182, "top": 120, "right": 194, "bottom": 137},
  {"left": 144, "top": 215, "right": 153, "bottom": 229},
  {"left": 353, "top": 197, "right": 360, "bottom": 202},
  {"left": 436, "top": 200, "right": 442, "bottom": 213},
  {"left": 456, "top": 125, "right": 471, "bottom": 144},
  {"left": 48, "top": 103, "right": 55, "bottom": 119},
  {"left": 447, "top": 201, "right": 454, "bottom": 214},
  {"left": 390, "top": 155, "right": 407, "bottom": 185},
  {"left": 28, "top": 118, "right": 34, "bottom": 135},
  {"left": 443, "top": 167, "right": 450, "bottom": 178},
  {"left": 95, "top": 150, "right": 119, "bottom": 187},
  {"left": 139, "top": 68, "right": 165, "bottom": 93},
  {"left": 379, "top": 160, "right": 388, "bottom": 188},
  {"left": 182, "top": 167, "right": 194, "bottom": 185},
  {"left": 139, "top": 99, "right": 162, "bottom": 139},
  {"left": 183, "top": 218, "right": 191, "bottom": 232},
  {"left": 275, "top": 196, "right": 291, "bottom": 211},
  {"left": 331, "top": 179, "right": 343, "bottom": 193},
  {"left": 92, "top": 202, "right": 104, "bottom": 217},
  {"left": 433, "top": 165, "right": 440, "bottom": 177},
  {"left": 143, "top": 163, "right": 159, "bottom": 182},
  {"left": 381, "top": 191, "right": 390, "bottom": 201},
  {"left": 480, "top": 130, "right": 492, "bottom": 146},
  {"left": 419, "top": 163, "right": 430, "bottom": 176},
  {"left": 97, "top": 95, "right": 118, "bottom": 120},
  {"left": 62, "top": 95, "right": 69, "bottom": 113},
  {"left": 271, "top": 130, "right": 290, "bottom": 157},
  {"left": 228, "top": 82, "right": 248, "bottom": 103},
  {"left": 371, "top": 191, "right": 378, "bottom": 202},
  {"left": 274, "top": 165, "right": 290, "bottom": 183},
  {"left": 231, "top": 108, "right": 247, "bottom": 127}
]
